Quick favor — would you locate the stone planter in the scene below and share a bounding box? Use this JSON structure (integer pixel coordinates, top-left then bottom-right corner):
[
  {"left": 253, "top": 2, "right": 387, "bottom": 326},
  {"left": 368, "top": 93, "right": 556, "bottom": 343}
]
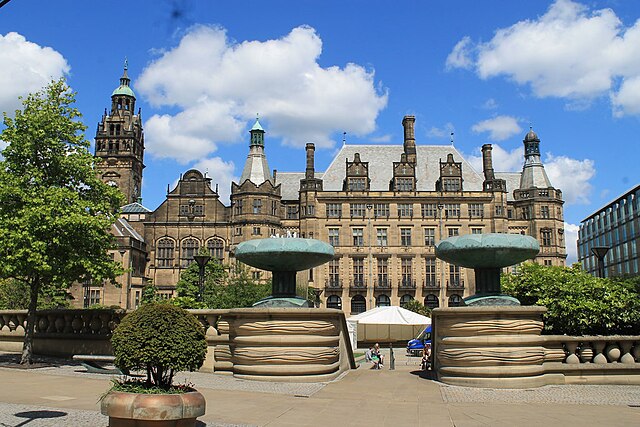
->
[{"left": 101, "top": 390, "right": 205, "bottom": 427}]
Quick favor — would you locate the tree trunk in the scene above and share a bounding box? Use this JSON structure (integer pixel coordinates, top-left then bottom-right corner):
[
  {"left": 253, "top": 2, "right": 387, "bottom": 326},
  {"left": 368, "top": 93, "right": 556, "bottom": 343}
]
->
[{"left": 20, "top": 277, "right": 40, "bottom": 365}]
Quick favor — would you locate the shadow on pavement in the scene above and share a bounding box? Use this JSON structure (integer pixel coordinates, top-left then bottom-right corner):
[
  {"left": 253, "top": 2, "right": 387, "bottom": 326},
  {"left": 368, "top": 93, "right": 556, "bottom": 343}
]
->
[
  {"left": 13, "top": 410, "right": 66, "bottom": 426},
  {"left": 409, "top": 369, "right": 438, "bottom": 380},
  {"left": 0, "top": 353, "right": 79, "bottom": 369}
]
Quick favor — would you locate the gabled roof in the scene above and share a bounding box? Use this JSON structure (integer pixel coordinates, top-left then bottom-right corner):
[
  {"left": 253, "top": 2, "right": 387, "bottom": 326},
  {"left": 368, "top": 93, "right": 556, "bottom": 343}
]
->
[
  {"left": 495, "top": 172, "right": 522, "bottom": 201},
  {"left": 111, "top": 218, "right": 144, "bottom": 242},
  {"left": 121, "top": 202, "right": 151, "bottom": 213},
  {"left": 320, "top": 144, "right": 485, "bottom": 192},
  {"left": 275, "top": 172, "right": 324, "bottom": 201}
]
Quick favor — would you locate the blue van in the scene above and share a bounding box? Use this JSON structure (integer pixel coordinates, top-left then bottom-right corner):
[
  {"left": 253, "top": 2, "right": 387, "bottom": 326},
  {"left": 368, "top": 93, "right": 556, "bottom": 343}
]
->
[{"left": 406, "top": 325, "right": 431, "bottom": 356}]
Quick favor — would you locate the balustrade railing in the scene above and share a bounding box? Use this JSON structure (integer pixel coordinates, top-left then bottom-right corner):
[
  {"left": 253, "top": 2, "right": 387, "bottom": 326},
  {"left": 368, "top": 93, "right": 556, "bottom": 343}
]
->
[{"left": 545, "top": 336, "right": 640, "bottom": 365}]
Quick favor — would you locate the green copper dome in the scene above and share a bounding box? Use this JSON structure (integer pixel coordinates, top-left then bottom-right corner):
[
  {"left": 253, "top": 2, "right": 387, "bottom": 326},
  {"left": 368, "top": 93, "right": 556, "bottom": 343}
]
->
[
  {"left": 112, "top": 85, "right": 135, "bottom": 98},
  {"left": 251, "top": 117, "right": 264, "bottom": 132}
]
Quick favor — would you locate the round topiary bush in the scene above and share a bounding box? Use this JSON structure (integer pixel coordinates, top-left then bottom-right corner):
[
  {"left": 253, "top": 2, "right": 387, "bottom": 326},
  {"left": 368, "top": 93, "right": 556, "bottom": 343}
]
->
[{"left": 111, "top": 302, "right": 207, "bottom": 389}]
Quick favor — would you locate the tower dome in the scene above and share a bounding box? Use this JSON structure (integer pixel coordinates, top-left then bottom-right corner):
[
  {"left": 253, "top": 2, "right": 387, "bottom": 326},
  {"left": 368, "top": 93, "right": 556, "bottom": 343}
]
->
[
  {"left": 111, "top": 59, "right": 135, "bottom": 99},
  {"left": 524, "top": 127, "right": 539, "bottom": 142}
]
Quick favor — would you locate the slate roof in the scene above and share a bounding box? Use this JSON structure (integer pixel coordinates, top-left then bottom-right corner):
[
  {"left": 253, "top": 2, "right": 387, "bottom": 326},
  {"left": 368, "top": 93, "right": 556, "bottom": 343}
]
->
[
  {"left": 276, "top": 172, "right": 324, "bottom": 201},
  {"left": 275, "top": 144, "right": 527, "bottom": 202},
  {"left": 121, "top": 202, "right": 151, "bottom": 213},
  {"left": 321, "top": 144, "right": 485, "bottom": 192},
  {"left": 495, "top": 172, "right": 522, "bottom": 202},
  {"left": 111, "top": 218, "right": 144, "bottom": 242}
]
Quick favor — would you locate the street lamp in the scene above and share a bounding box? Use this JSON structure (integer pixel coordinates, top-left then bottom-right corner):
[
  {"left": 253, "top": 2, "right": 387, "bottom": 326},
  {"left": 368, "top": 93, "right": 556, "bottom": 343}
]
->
[
  {"left": 591, "top": 246, "right": 609, "bottom": 279},
  {"left": 118, "top": 249, "right": 126, "bottom": 308},
  {"left": 437, "top": 204, "right": 444, "bottom": 307},
  {"left": 193, "top": 254, "right": 211, "bottom": 302},
  {"left": 366, "top": 203, "right": 373, "bottom": 309}
]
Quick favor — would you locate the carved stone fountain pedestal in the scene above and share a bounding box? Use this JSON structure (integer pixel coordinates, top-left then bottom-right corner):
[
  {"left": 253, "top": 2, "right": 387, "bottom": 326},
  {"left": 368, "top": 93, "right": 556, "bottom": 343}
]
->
[
  {"left": 431, "top": 306, "right": 564, "bottom": 388},
  {"left": 226, "top": 238, "right": 355, "bottom": 381}
]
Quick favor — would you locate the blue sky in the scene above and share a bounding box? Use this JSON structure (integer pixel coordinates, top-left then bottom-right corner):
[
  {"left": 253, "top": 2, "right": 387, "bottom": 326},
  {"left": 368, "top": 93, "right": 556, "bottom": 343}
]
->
[{"left": 1, "top": 0, "right": 640, "bottom": 264}]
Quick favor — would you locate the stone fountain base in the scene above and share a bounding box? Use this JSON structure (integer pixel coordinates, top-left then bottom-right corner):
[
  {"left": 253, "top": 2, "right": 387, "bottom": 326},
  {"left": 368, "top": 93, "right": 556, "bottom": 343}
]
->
[
  {"left": 432, "top": 306, "right": 564, "bottom": 388},
  {"left": 223, "top": 308, "right": 356, "bottom": 382}
]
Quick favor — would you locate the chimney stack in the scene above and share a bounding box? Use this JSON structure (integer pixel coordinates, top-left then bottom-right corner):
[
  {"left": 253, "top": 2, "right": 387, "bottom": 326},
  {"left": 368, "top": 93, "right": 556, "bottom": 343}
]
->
[
  {"left": 481, "top": 144, "right": 495, "bottom": 180},
  {"left": 305, "top": 143, "right": 315, "bottom": 179},
  {"left": 402, "top": 115, "right": 416, "bottom": 164}
]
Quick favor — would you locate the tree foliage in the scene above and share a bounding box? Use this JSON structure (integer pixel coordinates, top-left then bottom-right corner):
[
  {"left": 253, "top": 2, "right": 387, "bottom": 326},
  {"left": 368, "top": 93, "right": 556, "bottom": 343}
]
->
[
  {"left": 402, "top": 299, "right": 431, "bottom": 317},
  {"left": 0, "top": 79, "right": 124, "bottom": 363},
  {"left": 502, "top": 263, "right": 640, "bottom": 336},
  {"left": 0, "top": 279, "right": 71, "bottom": 309},
  {"left": 111, "top": 303, "right": 206, "bottom": 389},
  {"left": 175, "top": 261, "right": 270, "bottom": 309}
]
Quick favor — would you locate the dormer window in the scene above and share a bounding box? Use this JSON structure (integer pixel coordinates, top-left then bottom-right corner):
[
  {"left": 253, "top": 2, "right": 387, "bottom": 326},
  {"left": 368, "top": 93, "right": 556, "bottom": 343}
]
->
[
  {"left": 344, "top": 153, "right": 370, "bottom": 191},
  {"left": 348, "top": 177, "right": 366, "bottom": 191}
]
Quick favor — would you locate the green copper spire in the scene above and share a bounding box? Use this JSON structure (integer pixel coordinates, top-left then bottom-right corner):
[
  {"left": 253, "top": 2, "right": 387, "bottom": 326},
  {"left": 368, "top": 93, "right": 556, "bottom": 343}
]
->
[
  {"left": 250, "top": 115, "right": 265, "bottom": 146},
  {"left": 112, "top": 58, "right": 136, "bottom": 98}
]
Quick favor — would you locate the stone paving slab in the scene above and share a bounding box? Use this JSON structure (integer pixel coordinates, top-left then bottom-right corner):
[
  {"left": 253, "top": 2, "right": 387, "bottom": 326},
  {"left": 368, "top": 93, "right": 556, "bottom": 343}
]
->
[{"left": 441, "top": 383, "right": 640, "bottom": 406}]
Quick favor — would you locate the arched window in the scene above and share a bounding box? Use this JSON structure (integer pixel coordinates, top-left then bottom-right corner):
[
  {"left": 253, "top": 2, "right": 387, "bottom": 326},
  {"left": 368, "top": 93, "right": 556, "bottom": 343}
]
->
[
  {"left": 376, "top": 294, "right": 391, "bottom": 307},
  {"left": 448, "top": 294, "right": 463, "bottom": 307},
  {"left": 156, "top": 238, "right": 175, "bottom": 268},
  {"left": 327, "top": 295, "right": 342, "bottom": 310},
  {"left": 351, "top": 295, "right": 366, "bottom": 314},
  {"left": 207, "top": 238, "right": 224, "bottom": 260},
  {"left": 424, "top": 294, "right": 439, "bottom": 309},
  {"left": 400, "top": 294, "right": 413, "bottom": 307},
  {"left": 181, "top": 238, "right": 200, "bottom": 267}
]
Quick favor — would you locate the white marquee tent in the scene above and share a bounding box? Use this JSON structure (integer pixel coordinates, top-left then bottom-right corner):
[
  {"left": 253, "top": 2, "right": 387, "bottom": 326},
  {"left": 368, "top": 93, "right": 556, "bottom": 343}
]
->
[{"left": 346, "top": 306, "right": 431, "bottom": 350}]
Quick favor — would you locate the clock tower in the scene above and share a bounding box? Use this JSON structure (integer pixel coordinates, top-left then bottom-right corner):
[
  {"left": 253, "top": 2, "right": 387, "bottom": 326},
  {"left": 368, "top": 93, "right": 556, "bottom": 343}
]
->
[{"left": 94, "top": 60, "right": 145, "bottom": 204}]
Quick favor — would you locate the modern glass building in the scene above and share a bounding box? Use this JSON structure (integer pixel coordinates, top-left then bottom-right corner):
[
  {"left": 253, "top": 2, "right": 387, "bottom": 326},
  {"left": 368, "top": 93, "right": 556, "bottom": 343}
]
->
[{"left": 578, "top": 184, "right": 640, "bottom": 277}]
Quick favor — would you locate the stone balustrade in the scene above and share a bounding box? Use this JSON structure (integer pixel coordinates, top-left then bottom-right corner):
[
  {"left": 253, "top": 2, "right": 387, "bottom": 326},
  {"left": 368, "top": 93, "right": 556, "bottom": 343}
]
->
[{"left": 0, "top": 308, "right": 355, "bottom": 382}]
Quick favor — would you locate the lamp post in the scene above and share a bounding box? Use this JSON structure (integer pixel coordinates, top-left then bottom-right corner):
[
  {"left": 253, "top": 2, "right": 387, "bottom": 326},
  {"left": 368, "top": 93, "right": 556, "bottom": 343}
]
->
[
  {"left": 193, "top": 254, "right": 211, "bottom": 303},
  {"left": 118, "top": 249, "right": 126, "bottom": 308},
  {"left": 591, "top": 246, "right": 609, "bottom": 279},
  {"left": 366, "top": 203, "right": 373, "bottom": 309},
  {"left": 437, "top": 204, "right": 444, "bottom": 307}
]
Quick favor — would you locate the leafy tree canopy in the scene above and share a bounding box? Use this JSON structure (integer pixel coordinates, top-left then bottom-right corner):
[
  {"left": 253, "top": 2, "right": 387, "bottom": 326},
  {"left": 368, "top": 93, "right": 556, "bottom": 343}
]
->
[
  {"left": 0, "top": 79, "right": 124, "bottom": 363},
  {"left": 175, "top": 259, "right": 270, "bottom": 309},
  {"left": 501, "top": 263, "right": 640, "bottom": 336},
  {"left": 402, "top": 299, "right": 431, "bottom": 318}
]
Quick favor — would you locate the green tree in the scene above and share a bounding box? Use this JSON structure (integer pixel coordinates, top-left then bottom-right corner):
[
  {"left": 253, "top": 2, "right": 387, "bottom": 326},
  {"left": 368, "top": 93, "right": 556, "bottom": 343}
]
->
[
  {"left": 0, "top": 79, "right": 124, "bottom": 364},
  {"left": 0, "top": 278, "right": 71, "bottom": 310},
  {"left": 402, "top": 299, "right": 431, "bottom": 317},
  {"left": 176, "top": 261, "right": 270, "bottom": 309},
  {"left": 502, "top": 263, "right": 640, "bottom": 335}
]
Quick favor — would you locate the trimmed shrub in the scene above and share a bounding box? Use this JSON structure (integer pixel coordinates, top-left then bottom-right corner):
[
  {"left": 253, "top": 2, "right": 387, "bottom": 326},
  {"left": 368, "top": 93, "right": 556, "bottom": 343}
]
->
[{"left": 111, "top": 303, "right": 207, "bottom": 389}]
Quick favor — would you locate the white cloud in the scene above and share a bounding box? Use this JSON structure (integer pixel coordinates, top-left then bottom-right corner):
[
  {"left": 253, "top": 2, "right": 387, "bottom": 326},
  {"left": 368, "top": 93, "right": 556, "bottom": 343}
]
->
[
  {"left": 0, "top": 32, "right": 70, "bottom": 115},
  {"left": 137, "top": 25, "right": 388, "bottom": 162},
  {"left": 370, "top": 134, "right": 392, "bottom": 143},
  {"left": 426, "top": 122, "right": 455, "bottom": 139},
  {"left": 544, "top": 153, "right": 595, "bottom": 204},
  {"left": 447, "top": 0, "right": 640, "bottom": 116},
  {"left": 564, "top": 222, "right": 580, "bottom": 266},
  {"left": 191, "top": 157, "right": 238, "bottom": 205},
  {"left": 471, "top": 116, "right": 522, "bottom": 141},
  {"left": 445, "top": 36, "right": 473, "bottom": 70},
  {"left": 466, "top": 144, "right": 595, "bottom": 206},
  {"left": 466, "top": 143, "right": 523, "bottom": 173},
  {"left": 482, "top": 98, "right": 498, "bottom": 109}
]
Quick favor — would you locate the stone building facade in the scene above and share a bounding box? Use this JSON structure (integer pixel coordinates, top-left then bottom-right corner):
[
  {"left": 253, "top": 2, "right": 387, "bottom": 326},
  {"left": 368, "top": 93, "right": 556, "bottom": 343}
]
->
[{"left": 71, "top": 68, "right": 566, "bottom": 312}]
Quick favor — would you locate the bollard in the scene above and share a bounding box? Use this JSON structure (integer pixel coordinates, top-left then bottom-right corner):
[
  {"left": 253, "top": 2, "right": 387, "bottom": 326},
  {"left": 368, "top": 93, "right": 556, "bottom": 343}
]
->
[{"left": 389, "top": 343, "right": 395, "bottom": 370}]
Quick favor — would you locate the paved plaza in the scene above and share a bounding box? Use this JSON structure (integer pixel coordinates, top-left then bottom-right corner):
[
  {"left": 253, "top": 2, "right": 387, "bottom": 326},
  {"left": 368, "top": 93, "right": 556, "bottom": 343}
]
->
[{"left": 0, "top": 349, "right": 638, "bottom": 426}]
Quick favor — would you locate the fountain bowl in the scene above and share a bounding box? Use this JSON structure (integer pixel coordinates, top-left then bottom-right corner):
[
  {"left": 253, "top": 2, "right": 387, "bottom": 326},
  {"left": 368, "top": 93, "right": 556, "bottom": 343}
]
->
[
  {"left": 436, "top": 233, "right": 539, "bottom": 269},
  {"left": 235, "top": 238, "right": 335, "bottom": 272}
]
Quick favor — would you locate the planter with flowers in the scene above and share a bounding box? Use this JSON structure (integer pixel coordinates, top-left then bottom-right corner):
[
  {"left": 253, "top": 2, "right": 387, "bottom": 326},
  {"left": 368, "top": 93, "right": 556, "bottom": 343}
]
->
[{"left": 101, "top": 302, "right": 207, "bottom": 427}]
